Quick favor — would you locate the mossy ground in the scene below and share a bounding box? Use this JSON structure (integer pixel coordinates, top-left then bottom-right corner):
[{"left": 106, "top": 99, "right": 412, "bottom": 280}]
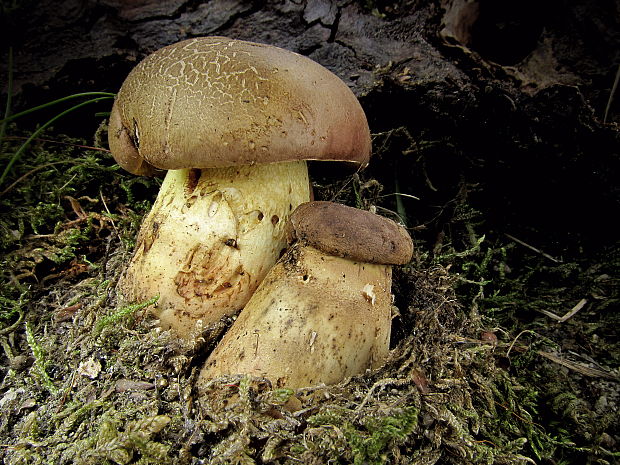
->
[{"left": 0, "top": 115, "right": 618, "bottom": 464}]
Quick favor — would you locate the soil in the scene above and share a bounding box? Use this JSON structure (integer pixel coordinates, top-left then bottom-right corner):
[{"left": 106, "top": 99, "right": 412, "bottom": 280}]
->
[{"left": 0, "top": 0, "right": 618, "bottom": 464}]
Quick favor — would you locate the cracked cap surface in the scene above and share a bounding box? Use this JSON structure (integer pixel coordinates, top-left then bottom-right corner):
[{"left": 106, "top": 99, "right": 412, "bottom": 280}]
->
[{"left": 108, "top": 37, "right": 371, "bottom": 175}]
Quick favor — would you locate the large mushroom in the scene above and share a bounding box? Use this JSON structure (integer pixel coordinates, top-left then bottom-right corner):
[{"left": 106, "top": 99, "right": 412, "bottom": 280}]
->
[
  {"left": 198, "top": 201, "right": 413, "bottom": 389},
  {"left": 108, "top": 37, "right": 371, "bottom": 338}
]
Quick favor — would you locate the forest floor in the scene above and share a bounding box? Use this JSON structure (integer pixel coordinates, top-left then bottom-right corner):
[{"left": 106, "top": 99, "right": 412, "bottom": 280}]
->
[
  {"left": 0, "top": 1, "right": 619, "bottom": 464},
  {"left": 0, "top": 111, "right": 617, "bottom": 464}
]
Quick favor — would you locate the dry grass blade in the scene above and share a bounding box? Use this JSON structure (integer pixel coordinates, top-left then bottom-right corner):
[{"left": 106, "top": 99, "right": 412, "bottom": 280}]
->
[
  {"left": 537, "top": 351, "right": 619, "bottom": 381},
  {"left": 505, "top": 233, "right": 562, "bottom": 263},
  {"left": 537, "top": 298, "right": 588, "bottom": 322}
]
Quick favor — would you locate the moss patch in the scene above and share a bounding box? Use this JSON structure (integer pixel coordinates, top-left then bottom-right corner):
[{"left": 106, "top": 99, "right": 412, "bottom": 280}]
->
[{"left": 0, "top": 111, "right": 618, "bottom": 465}]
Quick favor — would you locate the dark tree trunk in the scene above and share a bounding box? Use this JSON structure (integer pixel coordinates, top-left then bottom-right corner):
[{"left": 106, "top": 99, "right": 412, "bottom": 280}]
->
[{"left": 1, "top": 0, "right": 619, "bottom": 251}]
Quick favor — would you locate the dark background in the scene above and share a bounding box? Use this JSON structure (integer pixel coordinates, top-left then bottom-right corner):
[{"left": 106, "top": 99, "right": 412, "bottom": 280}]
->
[{"left": 1, "top": 0, "right": 619, "bottom": 254}]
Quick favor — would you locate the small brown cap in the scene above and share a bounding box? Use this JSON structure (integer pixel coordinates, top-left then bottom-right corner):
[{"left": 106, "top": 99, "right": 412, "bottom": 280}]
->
[
  {"left": 287, "top": 201, "right": 413, "bottom": 265},
  {"left": 108, "top": 37, "right": 371, "bottom": 175}
]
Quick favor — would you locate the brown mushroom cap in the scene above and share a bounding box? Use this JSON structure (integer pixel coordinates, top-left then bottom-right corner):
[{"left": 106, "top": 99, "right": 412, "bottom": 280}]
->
[
  {"left": 287, "top": 201, "right": 414, "bottom": 265},
  {"left": 108, "top": 37, "right": 371, "bottom": 175}
]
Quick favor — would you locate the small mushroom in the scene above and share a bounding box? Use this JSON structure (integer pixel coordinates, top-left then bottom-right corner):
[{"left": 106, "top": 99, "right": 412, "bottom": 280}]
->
[
  {"left": 198, "top": 201, "right": 413, "bottom": 389},
  {"left": 108, "top": 38, "right": 370, "bottom": 338}
]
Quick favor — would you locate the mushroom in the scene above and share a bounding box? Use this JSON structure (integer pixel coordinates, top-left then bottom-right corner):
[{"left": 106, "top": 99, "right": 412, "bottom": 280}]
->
[
  {"left": 108, "top": 37, "right": 371, "bottom": 338},
  {"left": 197, "top": 201, "right": 413, "bottom": 389}
]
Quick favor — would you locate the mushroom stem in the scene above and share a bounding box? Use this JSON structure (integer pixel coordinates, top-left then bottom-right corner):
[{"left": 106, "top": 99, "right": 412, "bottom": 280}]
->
[
  {"left": 119, "top": 160, "right": 310, "bottom": 338},
  {"left": 198, "top": 242, "right": 393, "bottom": 389}
]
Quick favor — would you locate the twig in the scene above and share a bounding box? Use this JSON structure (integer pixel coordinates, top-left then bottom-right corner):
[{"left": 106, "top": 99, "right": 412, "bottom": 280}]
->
[
  {"left": 355, "top": 377, "right": 411, "bottom": 412},
  {"left": 100, "top": 189, "right": 119, "bottom": 236},
  {"left": 382, "top": 192, "right": 420, "bottom": 201},
  {"left": 328, "top": 174, "right": 356, "bottom": 202},
  {"left": 537, "top": 351, "right": 619, "bottom": 380},
  {"left": 537, "top": 298, "right": 588, "bottom": 322},
  {"left": 394, "top": 174, "right": 408, "bottom": 226},
  {"left": 0, "top": 160, "right": 77, "bottom": 198},
  {"left": 57, "top": 370, "right": 78, "bottom": 412},
  {"left": 65, "top": 195, "right": 87, "bottom": 219},
  {"left": 493, "top": 399, "right": 545, "bottom": 429},
  {"left": 0, "top": 47, "right": 13, "bottom": 146},
  {"left": 506, "top": 329, "right": 537, "bottom": 358},
  {"left": 0, "top": 310, "right": 24, "bottom": 336},
  {"left": 1, "top": 135, "right": 110, "bottom": 152},
  {"left": 504, "top": 233, "right": 562, "bottom": 263},
  {"left": 568, "top": 350, "right": 614, "bottom": 373},
  {"left": 604, "top": 64, "right": 620, "bottom": 124}
]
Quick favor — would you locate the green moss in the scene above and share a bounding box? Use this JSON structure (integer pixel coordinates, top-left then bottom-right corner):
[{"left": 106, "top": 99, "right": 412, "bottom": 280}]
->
[
  {"left": 58, "top": 399, "right": 108, "bottom": 436},
  {"left": 0, "top": 287, "right": 26, "bottom": 322},
  {"left": 344, "top": 407, "right": 419, "bottom": 465},
  {"left": 75, "top": 414, "right": 171, "bottom": 465},
  {"left": 0, "top": 116, "right": 616, "bottom": 465},
  {"left": 93, "top": 295, "right": 159, "bottom": 338},
  {"left": 25, "top": 322, "right": 58, "bottom": 395}
]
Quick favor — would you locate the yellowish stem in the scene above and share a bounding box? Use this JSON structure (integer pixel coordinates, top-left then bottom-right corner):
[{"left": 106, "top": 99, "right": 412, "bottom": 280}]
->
[{"left": 119, "top": 161, "right": 310, "bottom": 339}]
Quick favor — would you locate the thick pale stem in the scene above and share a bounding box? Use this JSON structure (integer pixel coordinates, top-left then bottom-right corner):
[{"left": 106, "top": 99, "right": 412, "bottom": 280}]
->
[
  {"left": 119, "top": 161, "right": 310, "bottom": 339},
  {"left": 198, "top": 244, "right": 392, "bottom": 389}
]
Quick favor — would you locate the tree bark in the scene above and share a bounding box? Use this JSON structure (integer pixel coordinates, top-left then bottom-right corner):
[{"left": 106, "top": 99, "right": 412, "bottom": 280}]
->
[{"left": 1, "top": 0, "right": 618, "bottom": 252}]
